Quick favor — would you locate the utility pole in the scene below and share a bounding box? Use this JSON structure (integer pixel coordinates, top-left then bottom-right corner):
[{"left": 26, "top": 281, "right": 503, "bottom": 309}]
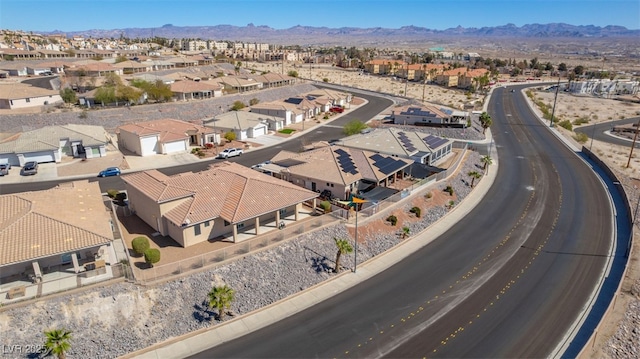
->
[
  {"left": 549, "top": 75, "right": 561, "bottom": 127},
  {"left": 627, "top": 119, "right": 640, "bottom": 168}
]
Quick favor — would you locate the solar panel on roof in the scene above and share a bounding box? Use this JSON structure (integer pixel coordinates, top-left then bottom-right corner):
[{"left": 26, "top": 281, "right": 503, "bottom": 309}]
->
[{"left": 371, "top": 154, "right": 385, "bottom": 161}]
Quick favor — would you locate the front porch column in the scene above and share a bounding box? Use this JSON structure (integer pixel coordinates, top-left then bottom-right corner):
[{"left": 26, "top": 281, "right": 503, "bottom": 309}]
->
[
  {"left": 232, "top": 224, "right": 238, "bottom": 243},
  {"left": 312, "top": 198, "right": 317, "bottom": 214},
  {"left": 32, "top": 261, "right": 42, "bottom": 280},
  {"left": 71, "top": 253, "right": 80, "bottom": 273},
  {"left": 295, "top": 203, "right": 300, "bottom": 221},
  {"left": 255, "top": 217, "right": 260, "bottom": 235},
  {"left": 275, "top": 210, "right": 280, "bottom": 225}
]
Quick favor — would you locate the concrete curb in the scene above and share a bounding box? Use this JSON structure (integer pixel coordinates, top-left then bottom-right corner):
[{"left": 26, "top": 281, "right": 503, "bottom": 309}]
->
[{"left": 122, "top": 134, "right": 499, "bottom": 359}]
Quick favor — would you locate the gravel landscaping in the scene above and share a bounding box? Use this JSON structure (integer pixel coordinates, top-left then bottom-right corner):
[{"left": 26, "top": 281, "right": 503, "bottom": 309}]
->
[{"left": 0, "top": 151, "right": 483, "bottom": 359}]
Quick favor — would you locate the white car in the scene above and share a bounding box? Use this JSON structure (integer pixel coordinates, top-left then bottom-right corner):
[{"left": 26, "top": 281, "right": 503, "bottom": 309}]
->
[
  {"left": 218, "top": 148, "right": 243, "bottom": 159},
  {"left": 250, "top": 161, "right": 272, "bottom": 172}
]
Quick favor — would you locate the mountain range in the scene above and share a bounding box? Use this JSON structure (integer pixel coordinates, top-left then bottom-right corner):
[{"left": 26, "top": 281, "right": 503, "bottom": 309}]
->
[{"left": 48, "top": 23, "right": 640, "bottom": 46}]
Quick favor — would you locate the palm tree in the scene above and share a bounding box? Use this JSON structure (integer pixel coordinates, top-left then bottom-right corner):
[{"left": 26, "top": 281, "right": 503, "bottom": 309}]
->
[
  {"left": 44, "top": 329, "right": 72, "bottom": 359},
  {"left": 468, "top": 171, "right": 482, "bottom": 187},
  {"left": 479, "top": 112, "right": 493, "bottom": 134},
  {"left": 481, "top": 155, "right": 493, "bottom": 173},
  {"left": 208, "top": 285, "right": 235, "bottom": 321},
  {"left": 334, "top": 237, "right": 353, "bottom": 273},
  {"left": 401, "top": 226, "right": 410, "bottom": 239}
]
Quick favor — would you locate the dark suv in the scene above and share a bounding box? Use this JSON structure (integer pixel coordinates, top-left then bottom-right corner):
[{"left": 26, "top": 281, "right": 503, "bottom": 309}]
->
[{"left": 21, "top": 161, "right": 38, "bottom": 176}]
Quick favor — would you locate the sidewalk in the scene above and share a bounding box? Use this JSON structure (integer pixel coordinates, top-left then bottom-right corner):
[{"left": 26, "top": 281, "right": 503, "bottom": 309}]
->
[{"left": 123, "top": 131, "right": 498, "bottom": 359}]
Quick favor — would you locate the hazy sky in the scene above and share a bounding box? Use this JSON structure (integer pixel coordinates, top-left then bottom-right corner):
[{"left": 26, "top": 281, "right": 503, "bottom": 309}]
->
[{"left": 1, "top": 0, "right": 639, "bottom": 32}]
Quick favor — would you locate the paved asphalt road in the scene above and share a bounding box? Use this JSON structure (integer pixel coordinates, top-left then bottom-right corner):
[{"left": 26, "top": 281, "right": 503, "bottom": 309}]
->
[
  {"left": 186, "top": 86, "right": 620, "bottom": 358},
  {"left": 575, "top": 117, "right": 640, "bottom": 148},
  {"left": 2, "top": 85, "right": 624, "bottom": 358}
]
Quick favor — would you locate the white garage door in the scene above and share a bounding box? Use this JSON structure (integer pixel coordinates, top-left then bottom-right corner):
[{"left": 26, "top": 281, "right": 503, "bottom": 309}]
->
[
  {"left": 0, "top": 154, "right": 20, "bottom": 167},
  {"left": 140, "top": 136, "right": 158, "bottom": 156},
  {"left": 164, "top": 140, "right": 186, "bottom": 154},
  {"left": 23, "top": 150, "right": 55, "bottom": 163},
  {"left": 252, "top": 126, "right": 266, "bottom": 137}
]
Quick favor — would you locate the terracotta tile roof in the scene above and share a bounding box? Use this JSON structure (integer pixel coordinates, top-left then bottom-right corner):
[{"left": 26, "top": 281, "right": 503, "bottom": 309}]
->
[
  {"left": 0, "top": 181, "right": 113, "bottom": 266},
  {"left": 118, "top": 118, "right": 212, "bottom": 144},
  {"left": 122, "top": 162, "right": 318, "bottom": 226},
  {"left": 170, "top": 80, "right": 220, "bottom": 93},
  {"left": 442, "top": 68, "right": 466, "bottom": 76}
]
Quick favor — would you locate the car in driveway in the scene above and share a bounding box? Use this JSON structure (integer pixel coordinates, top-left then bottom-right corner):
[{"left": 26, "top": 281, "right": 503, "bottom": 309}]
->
[
  {"left": 98, "top": 167, "right": 121, "bottom": 177},
  {"left": 330, "top": 106, "right": 344, "bottom": 113},
  {"left": 218, "top": 148, "right": 243, "bottom": 159},
  {"left": 0, "top": 163, "right": 10, "bottom": 176},
  {"left": 21, "top": 161, "right": 38, "bottom": 176},
  {"left": 250, "top": 160, "right": 272, "bottom": 173}
]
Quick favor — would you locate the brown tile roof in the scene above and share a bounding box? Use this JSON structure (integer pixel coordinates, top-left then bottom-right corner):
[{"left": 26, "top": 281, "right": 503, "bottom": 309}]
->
[
  {"left": 121, "top": 162, "right": 318, "bottom": 226},
  {"left": 0, "top": 181, "right": 113, "bottom": 266},
  {"left": 0, "top": 83, "right": 59, "bottom": 100},
  {"left": 170, "top": 80, "right": 220, "bottom": 93},
  {"left": 118, "top": 118, "right": 212, "bottom": 143}
]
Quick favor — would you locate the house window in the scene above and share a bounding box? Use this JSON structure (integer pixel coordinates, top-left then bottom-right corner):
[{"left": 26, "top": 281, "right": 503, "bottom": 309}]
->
[
  {"left": 237, "top": 222, "right": 245, "bottom": 230},
  {"left": 224, "top": 220, "right": 230, "bottom": 226},
  {"left": 194, "top": 224, "right": 201, "bottom": 236},
  {"left": 26, "top": 98, "right": 30, "bottom": 103},
  {"left": 204, "top": 221, "right": 210, "bottom": 227},
  {"left": 279, "top": 208, "right": 286, "bottom": 216}
]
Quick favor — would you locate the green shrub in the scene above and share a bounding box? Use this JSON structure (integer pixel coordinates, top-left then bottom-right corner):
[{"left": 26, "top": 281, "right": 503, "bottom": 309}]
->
[
  {"left": 558, "top": 120, "right": 573, "bottom": 131},
  {"left": 224, "top": 131, "right": 236, "bottom": 142},
  {"left": 107, "top": 189, "right": 120, "bottom": 198},
  {"left": 386, "top": 215, "right": 398, "bottom": 226},
  {"left": 144, "top": 248, "right": 161, "bottom": 267},
  {"left": 132, "top": 236, "right": 150, "bottom": 256},
  {"left": 574, "top": 132, "right": 589, "bottom": 143},
  {"left": 410, "top": 206, "right": 421, "bottom": 218},
  {"left": 448, "top": 200, "right": 455, "bottom": 208},
  {"left": 115, "top": 192, "right": 127, "bottom": 201},
  {"left": 444, "top": 185, "right": 454, "bottom": 196},
  {"left": 319, "top": 201, "right": 332, "bottom": 213},
  {"left": 279, "top": 128, "right": 295, "bottom": 134},
  {"left": 573, "top": 116, "right": 590, "bottom": 126}
]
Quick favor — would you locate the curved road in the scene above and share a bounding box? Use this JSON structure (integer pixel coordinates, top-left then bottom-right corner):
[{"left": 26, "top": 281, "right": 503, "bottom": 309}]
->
[
  {"left": 188, "top": 86, "right": 621, "bottom": 358},
  {"left": 576, "top": 117, "right": 640, "bottom": 148}
]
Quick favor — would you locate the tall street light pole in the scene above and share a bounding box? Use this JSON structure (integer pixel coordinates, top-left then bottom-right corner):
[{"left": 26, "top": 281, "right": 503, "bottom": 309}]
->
[
  {"left": 626, "top": 118, "right": 640, "bottom": 168},
  {"left": 549, "top": 76, "right": 561, "bottom": 127},
  {"left": 589, "top": 112, "right": 596, "bottom": 151}
]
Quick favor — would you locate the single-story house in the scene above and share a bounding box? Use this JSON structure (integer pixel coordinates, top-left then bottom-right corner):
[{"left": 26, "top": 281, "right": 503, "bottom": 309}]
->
[
  {"left": 170, "top": 80, "right": 222, "bottom": 101},
  {"left": 117, "top": 118, "right": 217, "bottom": 156},
  {"left": 0, "top": 64, "right": 28, "bottom": 77},
  {"left": 205, "top": 111, "right": 272, "bottom": 140},
  {"left": 305, "top": 88, "right": 352, "bottom": 107},
  {"left": 250, "top": 102, "right": 296, "bottom": 126},
  {"left": 252, "top": 73, "right": 297, "bottom": 88},
  {"left": 0, "top": 124, "right": 110, "bottom": 166},
  {"left": 265, "top": 144, "right": 413, "bottom": 200},
  {"left": 0, "top": 180, "right": 115, "bottom": 299},
  {"left": 339, "top": 128, "right": 454, "bottom": 166},
  {"left": 0, "top": 83, "right": 62, "bottom": 110},
  {"left": 121, "top": 162, "right": 319, "bottom": 246},
  {"left": 392, "top": 105, "right": 468, "bottom": 128},
  {"left": 215, "top": 76, "right": 262, "bottom": 93}
]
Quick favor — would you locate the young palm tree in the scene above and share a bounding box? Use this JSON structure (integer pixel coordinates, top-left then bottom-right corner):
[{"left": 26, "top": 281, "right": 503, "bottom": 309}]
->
[
  {"left": 481, "top": 155, "right": 493, "bottom": 173},
  {"left": 468, "top": 171, "right": 482, "bottom": 187},
  {"left": 208, "top": 285, "right": 235, "bottom": 321},
  {"left": 44, "top": 329, "right": 72, "bottom": 359},
  {"left": 334, "top": 237, "right": 353, "bottom": 273},
  {"left": 401, "top": 226, "right": 410, "bottom": 239}
]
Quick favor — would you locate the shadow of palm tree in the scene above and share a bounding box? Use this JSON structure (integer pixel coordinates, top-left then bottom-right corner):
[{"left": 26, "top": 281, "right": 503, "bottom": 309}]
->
[
  {"left": 193, "top": 302, "right": 215, "bottom": 323},
  {"left": 310, "top": 256, "right": 332, "bottom": 273}
]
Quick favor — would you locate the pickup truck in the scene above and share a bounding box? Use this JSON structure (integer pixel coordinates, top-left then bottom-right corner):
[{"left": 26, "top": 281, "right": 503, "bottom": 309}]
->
[{"left": 218, "top": 148, "right": 244, "bottom": 159}]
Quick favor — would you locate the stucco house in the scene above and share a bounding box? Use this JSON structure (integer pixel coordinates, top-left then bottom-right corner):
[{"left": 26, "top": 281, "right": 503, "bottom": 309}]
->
[
  {"left": 0, "top": 181, "right": 116, "bottom": 302},
  {"left": 0, "top": 124, "right": 110, "bottom": 166},
  {"left": 170, "top": 80, "right": 222, "bottom": 101},
  {"left": 0, "top": 83, "right": 62, "bottom": 109},
  {"left": 391, "top": 104, "right": 468, "bottom": 128},
  {"left": 264, "top": 144, "right": 413, "bottom": 200},
  {"left": 121, "top": 162, "right": 318, "bottom": 246},
  {"left": 205, "top": 111, "right": 273, "bottom": 140},
  {"left": 339, "top": 128, "right": 454, "bottom": 166},
  {"left": 117, "top": 119, "right": 217, "bottom": 156}
]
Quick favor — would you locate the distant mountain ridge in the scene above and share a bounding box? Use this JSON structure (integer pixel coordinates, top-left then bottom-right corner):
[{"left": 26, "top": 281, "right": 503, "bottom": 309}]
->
[{"left": 47, "top": 23, "right": 640, "bottom": 45}]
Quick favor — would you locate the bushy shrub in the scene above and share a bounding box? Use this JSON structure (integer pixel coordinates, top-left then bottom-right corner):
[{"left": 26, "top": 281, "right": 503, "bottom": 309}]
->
[
  {"left": 107, "top": 189, "right": 120, "bottom": 198},
  {"left": 205, "top": 143, "right": 214, "bottom": 149},
  {"left": 557, "top": 119, "right": 573, "bottom": 131},
  {"left": 425, "top": 192, "right": 432, "bottom": 199},
  {"left": 386, "top": 215, "right": 398, "bottom": 226},
  {"left": 132, "top": 236, "right": 150, "bottom": 256},
  {"left": 444, "top": 185, "right": 454, "bottom": 196},
  {"left": 574, "top": 132, "right": 588, "bottom": 143},
  {"left": 410, "top": 206, "right": 421, "bottom": 218},
  {"left": 319, "top": 201, "right": 332, "bottom": 213},
  {"left": 144, "top": 248, "right": 161, "bottom": 267},
  {"left": 224, "top": 131, "right": 236, "bottom": 142}
]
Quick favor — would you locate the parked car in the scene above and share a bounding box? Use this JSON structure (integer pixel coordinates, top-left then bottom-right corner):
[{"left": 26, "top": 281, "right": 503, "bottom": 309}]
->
[
  {"left": 330, "top": 106, "right": 344, "bottom": 113},
  {"left": 0, "top": 163, "right": 9, "bottom": 176},
  {"left": 98, "top": 167, "right": 121, "bottom": 177},
  {"left": 21, "top": 161, "right": 38, "bottom": 176},
  {"left": 218, "top": 148, "right": 243, "bottom": 159}
]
